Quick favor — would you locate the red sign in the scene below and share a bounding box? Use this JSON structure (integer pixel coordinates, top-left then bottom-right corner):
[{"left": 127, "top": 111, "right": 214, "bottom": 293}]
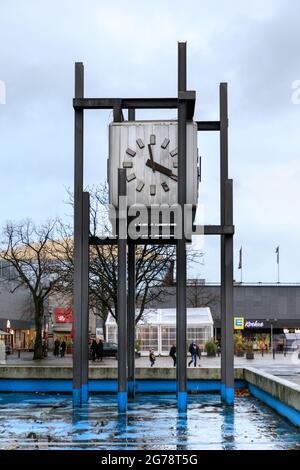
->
[{"left": 55, "top": 307, "right": 73, "bottom": 323}]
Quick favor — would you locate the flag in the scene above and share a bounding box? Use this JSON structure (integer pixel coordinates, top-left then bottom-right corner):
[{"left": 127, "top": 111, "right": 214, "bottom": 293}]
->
[
  {"left": 238, "top": 246, "right": 242, "bottom": 270},
  {"left": 275, "top": 246, "right": 280, "bottom": 264}
]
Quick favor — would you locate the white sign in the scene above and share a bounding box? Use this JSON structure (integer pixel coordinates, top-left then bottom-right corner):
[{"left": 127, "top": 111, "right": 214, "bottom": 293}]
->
[{"left": 245, "top": 320, "right": 264, "bottom": 329}]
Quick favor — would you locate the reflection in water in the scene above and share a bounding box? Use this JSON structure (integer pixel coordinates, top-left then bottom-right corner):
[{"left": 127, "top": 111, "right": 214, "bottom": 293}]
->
[
  {"left": 221, "top": 405, "right": 235, "bottom": 450},
  {"left": 0, "top": 393, "right": 299, "bottom": 450},
  {"left": 176, "top": 413, "right": 188, "bottom": 450}
]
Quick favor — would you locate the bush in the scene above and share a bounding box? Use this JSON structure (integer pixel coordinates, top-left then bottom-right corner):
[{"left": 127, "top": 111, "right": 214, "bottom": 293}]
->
[
  {"left": 205, "top": 339, "right": 217, "bottom": 357},
  {"left": 234, "top": 333, "right": 244, "bottom": 354}
]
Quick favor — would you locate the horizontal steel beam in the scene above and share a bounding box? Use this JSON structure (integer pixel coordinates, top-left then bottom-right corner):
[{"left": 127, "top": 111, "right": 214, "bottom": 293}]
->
[
  {"left": 204, "top": 225, "right": 234, "bottom": 235},
  {"left": 197, "top": 121, "right": 220, "bottom": 131},
  {"left": 73, "top": 98, "right": 178, "bottom": 110}
]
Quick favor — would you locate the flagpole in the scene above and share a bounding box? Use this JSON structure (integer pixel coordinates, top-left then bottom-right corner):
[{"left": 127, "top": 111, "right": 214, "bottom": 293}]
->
[{"left": 276, "top": 246, "right": 280, "bottom": 283}]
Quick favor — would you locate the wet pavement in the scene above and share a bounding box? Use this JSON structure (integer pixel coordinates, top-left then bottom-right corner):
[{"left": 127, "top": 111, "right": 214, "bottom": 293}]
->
[
  {"left": 5, "top": 351, "right": 300, "bottom": 386},
  {"left": 0, "top": 393, "right": 300, "bottom": 450}
]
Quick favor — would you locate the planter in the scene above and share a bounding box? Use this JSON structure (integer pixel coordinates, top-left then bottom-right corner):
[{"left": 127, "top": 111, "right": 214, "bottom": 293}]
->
[
  {"left": 66, "top": 347, "right": 73, "bottom": 354},
  {"left": 246, "top": 351, "right": 254, "bottom": 360},
  {"left": 207, "top": 352, "right": 216, "bottom": 357},
  {"left": 235, "top": 351, "right": 245, "bottom": 357}
]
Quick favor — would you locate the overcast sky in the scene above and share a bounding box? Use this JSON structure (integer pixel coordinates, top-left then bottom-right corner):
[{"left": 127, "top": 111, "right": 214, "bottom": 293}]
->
[{"left": 1, "top": 0, "right": 300, "bottom": 283}]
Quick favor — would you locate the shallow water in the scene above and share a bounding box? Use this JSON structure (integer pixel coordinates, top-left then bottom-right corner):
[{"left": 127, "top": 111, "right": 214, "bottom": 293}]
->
[{"left": 0, "top": 393, "right": 299, "bottom": 450}]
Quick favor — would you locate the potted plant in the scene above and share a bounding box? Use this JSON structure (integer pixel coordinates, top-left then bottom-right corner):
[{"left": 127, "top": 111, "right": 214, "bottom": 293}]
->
[
  {"left": 244, "top": 339, "right": 254, "bottom": 360},
  {"left": 234, "top": 333, "right": 245, "bottom": 357},
  {"left": 66, "top": 339, "right": 73, "bottom": 354},
  {"left": 204, "top": 338, "right": 217, "bottom": 357},
  {"left": 134, "top": 339, "right": 141, "bottom": 358}
]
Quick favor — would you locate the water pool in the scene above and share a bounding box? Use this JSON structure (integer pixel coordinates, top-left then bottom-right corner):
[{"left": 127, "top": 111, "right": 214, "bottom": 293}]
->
[{"left": 0, "top": 393, "right": 299, "bottom": 450}]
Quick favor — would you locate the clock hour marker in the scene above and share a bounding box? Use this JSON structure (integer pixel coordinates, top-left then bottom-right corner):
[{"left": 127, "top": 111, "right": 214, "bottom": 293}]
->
[
  {"left": 127, "top": 173, "right": 136, "bottom": 182},
  {"left": 136, "top": 181, "right": 145, "bottom": 192},
  {"left": 150, "top": 184, "right": 156, "bottom": 196},
  {"left": 173, "top": 160, "right": 178, "bottom": 169},
  {"left": 126, "top": 147, "right": 136, "bottom": 157},
  {"left": 150, "top": 134, "right": 156, "bottom": 145},
  {"left": 161, "top": 138, "right": 170, "bottom": 149},
  {"left": 136, "top": 138, "right": 145, "bottom": 149},
  {"left": 161, "top": 182, "right": 169, "bottom": 192},
  {"left": 170, "top": 148, "right": 178, "bottom": 158},
  {"left": 123, "top": 161, "right": 133, "bottom": 168}
]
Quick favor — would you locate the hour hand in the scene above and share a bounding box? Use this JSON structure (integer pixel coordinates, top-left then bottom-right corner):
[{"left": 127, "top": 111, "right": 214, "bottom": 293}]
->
[
  {"left": 146, "top": 159, "right": 178, "bottom": 182},
  {"left": 147, "top": 144, "right": 155, "bottom": 172}
]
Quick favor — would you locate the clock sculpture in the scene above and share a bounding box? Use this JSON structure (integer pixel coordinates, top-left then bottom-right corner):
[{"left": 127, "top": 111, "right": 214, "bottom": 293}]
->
[
  {"left": 72, "top": 42, "right": 234, "bottom": 413},
  {"left": 108, "top": 120, "right": 199, "bottom": 207}
]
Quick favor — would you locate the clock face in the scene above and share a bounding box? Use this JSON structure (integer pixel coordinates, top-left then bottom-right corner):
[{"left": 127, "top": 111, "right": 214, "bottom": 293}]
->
[
  {"left": 108, "top": 120, "right": 198, "bottom": 207},
  {"left": 123, "top": 134, "right": 178, "bottom": 200}
]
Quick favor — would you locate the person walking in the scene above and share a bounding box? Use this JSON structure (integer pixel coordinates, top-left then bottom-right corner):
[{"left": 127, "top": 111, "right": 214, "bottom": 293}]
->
[
  {"left": 97, "top": 339, "right": 103, "bottom": 362},
  {"left": 91, "top": 339, "right": 97, "bottom": 362},
  {"left": 149, "top": 349, "right": 156, "bottom": 367},
  {"left": 188, "top": 341, "right": 199, "bottom": 367},
  {"left": 169, "top": 344, "right": 176, "bottom": 367},
  {"left": 60, "top": 340, "right": 66, "bottom": 358},
  {"left": 54, "top": 338, "right": 60, "bottom": 357}
]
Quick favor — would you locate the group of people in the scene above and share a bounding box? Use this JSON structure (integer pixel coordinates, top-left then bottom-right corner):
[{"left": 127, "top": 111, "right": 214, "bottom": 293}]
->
[
  {"left": 53, "top": 339, "right": 66, "bottom": 358},
  {"left": 90, "top": 338, "right": 104, "bottom": 362},
  {"left": 148, "top": 341, "right": 202, "bottom": 367}
]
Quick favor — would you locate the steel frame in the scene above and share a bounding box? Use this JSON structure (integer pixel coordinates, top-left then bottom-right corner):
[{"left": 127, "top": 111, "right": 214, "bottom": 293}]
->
[{"left": 73, "top": 43, "right": 234, "bottom": 410}]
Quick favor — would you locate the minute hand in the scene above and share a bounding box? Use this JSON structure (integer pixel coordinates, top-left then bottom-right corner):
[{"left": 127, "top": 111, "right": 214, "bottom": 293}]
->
[{"left": 146, "top": 159, "right": 178, "bottom": 182}]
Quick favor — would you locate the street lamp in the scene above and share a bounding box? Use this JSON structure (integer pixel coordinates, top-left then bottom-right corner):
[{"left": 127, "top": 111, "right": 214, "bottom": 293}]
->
[{"left": 266, "top": 318, "right": 278, "bottom": 359}]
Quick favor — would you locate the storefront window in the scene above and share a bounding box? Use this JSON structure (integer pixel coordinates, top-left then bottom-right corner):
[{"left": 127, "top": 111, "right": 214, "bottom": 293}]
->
[
  {"left": 137, "top": 326, "right": 159, "bottom": 352},
  {"left": 161, "top": 327, "right": 176, "bottom": 354},
  {"left": 106, "top": 325, "right": 118, "bottom": 344}
]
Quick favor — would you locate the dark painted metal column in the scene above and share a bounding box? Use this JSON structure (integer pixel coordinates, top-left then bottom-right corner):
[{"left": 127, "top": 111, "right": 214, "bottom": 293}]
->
[
  {"left": 220, "top": 83, "right": 234, "bottom": 405},
  {"left": 81, "top": 191, "right": 90, "bottom": 402},
  {"left": 73, "top": 62, "right": 84, "bottom": 406},
  {"left": 177, "top": 42, "right": 187, "bottom": 412},
  {"left": 127, "top": 243, "right": 136, "bottom": 398},
  {"left": 118, "top": 168, "right": 127, "bottom": 413},
  {"left": 127, "top": 107, "right": 136, "bottom": 399}
]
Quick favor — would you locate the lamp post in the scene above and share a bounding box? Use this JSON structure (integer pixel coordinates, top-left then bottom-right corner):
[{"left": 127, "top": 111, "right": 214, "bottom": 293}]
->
[{"left": 266, "top": 318, "right": 277, "bottom": 359}]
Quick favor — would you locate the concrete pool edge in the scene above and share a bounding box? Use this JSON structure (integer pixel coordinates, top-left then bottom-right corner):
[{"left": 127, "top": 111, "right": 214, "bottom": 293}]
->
[{"left": 244, "top": 367, "right": 300, "bottom": 428}]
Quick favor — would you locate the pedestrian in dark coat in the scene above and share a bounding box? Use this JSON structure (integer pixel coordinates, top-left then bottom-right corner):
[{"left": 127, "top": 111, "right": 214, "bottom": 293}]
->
[
  {"left": 54, "top": 339, "right": 60, "bottom": 357},
  {"left": 91, "top": 339, "right": 97, "bottom": 362},
  {"left": 97, "top": 339, "right": 103, "bottom": 362},
  {"left": 60, "top": 340, "right": 66, "bottom": 358},
  {"left": 149, "top": 349, "right": 156, "bottom": 367},
  {"left": 188, "top": 341, "right": 199, "bottom": 367},
  {"left": 169, "top": 344, "right": 176, "bottom": 367}
]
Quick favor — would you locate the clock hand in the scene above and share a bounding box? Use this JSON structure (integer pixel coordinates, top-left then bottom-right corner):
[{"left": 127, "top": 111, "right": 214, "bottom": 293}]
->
[
  {"left": 147, "top": 144, "right": 155, "bottom": 173},
  {"left": 146, "top": 159, "right": 178, "bottom": 182}
]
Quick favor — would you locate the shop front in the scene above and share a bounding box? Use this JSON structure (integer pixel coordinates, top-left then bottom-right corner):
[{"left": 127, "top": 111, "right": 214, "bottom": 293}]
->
[
  {"left": 233, "top": 317, "right": 300, "bottom": 352},
  {"left": 51, "top": 307, "right": 73, "bottom": 353}
]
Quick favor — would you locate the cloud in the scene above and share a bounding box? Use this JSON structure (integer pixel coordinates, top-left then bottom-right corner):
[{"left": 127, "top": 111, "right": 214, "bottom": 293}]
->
[{"left": 0, "top": 0, "right": 300, "bottom": 282}]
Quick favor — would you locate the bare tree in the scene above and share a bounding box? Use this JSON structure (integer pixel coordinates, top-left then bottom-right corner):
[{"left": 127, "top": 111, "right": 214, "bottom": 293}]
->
[
  {"left": 57, "top": 184, "right": 203, "bottom": 331},
  {"left": 0, "top": 219, "right": 64, "bottom": 359},
  {"left": 187, "top": 281, "right": 219, "bottom": 309}
]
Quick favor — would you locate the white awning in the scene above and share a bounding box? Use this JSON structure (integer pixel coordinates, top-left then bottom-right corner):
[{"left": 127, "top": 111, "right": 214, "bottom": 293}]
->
[{"left": 106, "top": 307, "right": 213, "bottom": 326}]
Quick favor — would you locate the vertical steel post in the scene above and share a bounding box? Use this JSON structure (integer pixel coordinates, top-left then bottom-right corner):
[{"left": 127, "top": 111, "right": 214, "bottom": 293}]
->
[
  {"left": 73, "top": 62, "right": 84, "bottom": 406},
  {"left": 127, "top": 107, "right": 136, "bottom": 399},
  {"left": 81, "top": 191, "right": 90, "bottom": 402},
  {"left": 220, "top": 83, "right": 234, "bottom": 405},
  {"left": 177, "top": 42, "right": 187, "bottom": 412},
  {"left": 118, "top": 168, "right": 127, "bottom": 413},
  {"left": 127, "top": 243, "right": 136, "bottom": 398}
]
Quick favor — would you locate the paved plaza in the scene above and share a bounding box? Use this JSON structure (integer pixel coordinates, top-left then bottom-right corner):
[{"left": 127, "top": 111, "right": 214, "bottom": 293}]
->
[{"left": 5, "top": 351, "right": 300, "bottom": 386}]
